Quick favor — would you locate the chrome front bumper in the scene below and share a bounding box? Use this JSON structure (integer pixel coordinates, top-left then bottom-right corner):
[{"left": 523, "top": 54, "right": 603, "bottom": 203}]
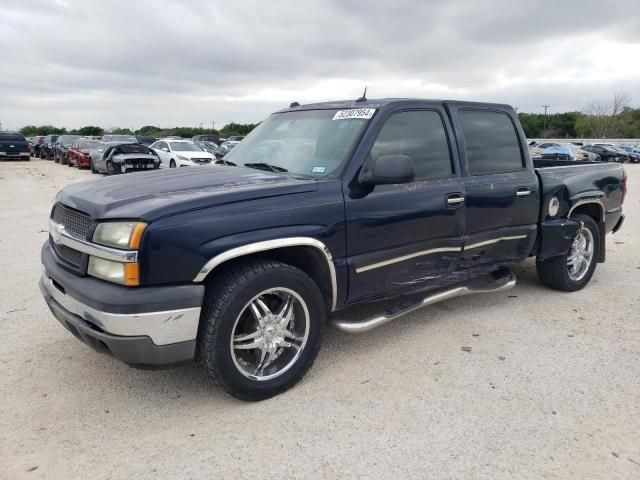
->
[{"left": 40, "top": 271, "right": 201, "bottom": 346}]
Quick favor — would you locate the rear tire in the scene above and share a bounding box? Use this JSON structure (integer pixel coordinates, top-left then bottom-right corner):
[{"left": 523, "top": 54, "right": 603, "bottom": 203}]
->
[
  {"left": 536, "top": 214, "right": 599, "bottom": 292},
  {"left": 196, "top": 260, "right": 326, "bottom": 401}
]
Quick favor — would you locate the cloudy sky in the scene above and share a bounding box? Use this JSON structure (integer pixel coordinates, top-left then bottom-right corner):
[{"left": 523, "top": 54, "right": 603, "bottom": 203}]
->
[{"left": 1, "top": 0, "right": 639, "bottom": 131}]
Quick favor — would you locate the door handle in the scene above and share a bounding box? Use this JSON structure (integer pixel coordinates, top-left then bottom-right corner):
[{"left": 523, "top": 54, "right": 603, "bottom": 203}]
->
[
  {"left": 516, "top": 188, "right": 532, "bottom": 197},
  {"left": 446, "top": 194, "right": 465, "bottom": 206}
]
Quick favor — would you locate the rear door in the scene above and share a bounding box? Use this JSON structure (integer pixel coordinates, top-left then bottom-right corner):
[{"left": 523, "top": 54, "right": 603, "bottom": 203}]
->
[
  {"left": 344, "top": 105, "right": 465, "bottom": 303},
  {"left": 448, "top": 104, "right": 538, "bottom": 269}
]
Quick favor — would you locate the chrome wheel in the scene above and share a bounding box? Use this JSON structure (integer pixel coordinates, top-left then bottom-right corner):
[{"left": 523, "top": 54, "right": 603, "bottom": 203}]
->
[
  {"left": 230, "top": 288, "right": 309, "bottom": 381},
  {"left": 567, "top": 227, "right": 594, "bottom": 281}
]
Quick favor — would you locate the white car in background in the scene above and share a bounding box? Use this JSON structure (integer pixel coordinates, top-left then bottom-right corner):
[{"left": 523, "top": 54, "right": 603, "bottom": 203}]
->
[{"left": 149, "top": 139, "right": 215, "bottom": 168}]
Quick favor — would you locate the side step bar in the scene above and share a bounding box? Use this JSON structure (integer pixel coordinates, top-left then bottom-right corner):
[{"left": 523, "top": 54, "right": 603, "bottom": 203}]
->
[{"left": 330, "top": 268, "right": 516, "bottom": 333}]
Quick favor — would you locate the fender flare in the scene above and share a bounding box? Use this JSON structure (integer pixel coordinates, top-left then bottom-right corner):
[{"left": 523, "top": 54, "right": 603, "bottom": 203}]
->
[{"left": 193, "top": 237, "right": 338, "bottom": 311}]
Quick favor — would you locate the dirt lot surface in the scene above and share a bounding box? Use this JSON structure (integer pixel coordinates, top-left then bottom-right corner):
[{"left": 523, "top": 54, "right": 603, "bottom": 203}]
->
[{"left": 1, "top": 158, "right": 639, "bottom": 479}]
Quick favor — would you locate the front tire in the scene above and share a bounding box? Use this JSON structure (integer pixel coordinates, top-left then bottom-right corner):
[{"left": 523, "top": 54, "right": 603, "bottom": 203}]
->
[
  {"left": 196, "top": 260, "right": 326, "bottom": 401},
  {"left": 106, "top": 161, "right": 119, "bottom": 175},
  {"left": 536, "top": 214, "right": 599, "bottom": 292},
  {"left": 170, "top": 159, "right": 176, "bottom": 168},
  {"left": 90, "top": 159, "right": 98, "bottom": 174}
]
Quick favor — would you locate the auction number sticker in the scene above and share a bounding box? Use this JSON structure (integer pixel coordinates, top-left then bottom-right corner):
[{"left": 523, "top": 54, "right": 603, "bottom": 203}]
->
[{"left": 332, "top": 108, "right": 376, "bottom": 120}]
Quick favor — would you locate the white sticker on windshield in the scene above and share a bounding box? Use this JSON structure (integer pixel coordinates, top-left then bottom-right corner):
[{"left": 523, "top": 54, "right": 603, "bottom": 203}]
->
[
  {"left": 311, "top": 166, "right": 326, "bottom": 173},
  {"left": 332, "top": 108, "right": 376, "bottom": 120}
]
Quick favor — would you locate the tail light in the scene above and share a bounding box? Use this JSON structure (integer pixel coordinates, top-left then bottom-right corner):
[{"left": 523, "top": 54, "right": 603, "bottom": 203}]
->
[{"left": 621, "top": 170, "right": 627, "bottom": 205}]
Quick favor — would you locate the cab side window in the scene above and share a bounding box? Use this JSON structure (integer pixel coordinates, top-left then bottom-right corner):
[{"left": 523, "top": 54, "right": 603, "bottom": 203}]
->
[{"left": 370, "top": 110, "right": 453, "bottom": 180}]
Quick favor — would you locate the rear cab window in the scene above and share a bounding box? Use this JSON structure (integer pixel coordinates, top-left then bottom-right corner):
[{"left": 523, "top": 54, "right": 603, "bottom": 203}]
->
[{"left": 459, "top": 110, "right": 524, "bottom": 175}]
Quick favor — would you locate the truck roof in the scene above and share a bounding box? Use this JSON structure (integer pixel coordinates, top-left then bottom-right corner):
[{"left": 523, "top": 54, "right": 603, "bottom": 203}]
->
[{"left": 275, "top": 98, "right": 514, "bottom": 113}]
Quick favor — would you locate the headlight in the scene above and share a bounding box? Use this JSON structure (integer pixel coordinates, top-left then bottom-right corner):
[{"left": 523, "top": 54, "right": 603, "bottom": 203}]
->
[
  {"left": 88, "top": 257, "right": 139, "bottom": 286},
  {"left": 93, "top": 222, "right": 147, "bottom": 249},
  {"left": 177, "top": 155, "right": 191, "bottom": 162}
]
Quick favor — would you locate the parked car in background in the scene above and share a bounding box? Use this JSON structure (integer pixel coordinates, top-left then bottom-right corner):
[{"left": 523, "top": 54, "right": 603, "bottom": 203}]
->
[
  {"left": 40, "top": 134, "right": 59, "bottom": 159},
  {"left": 150, "top": 139, "right": 214, "bottom": 167},
  {"left": 89, "top": 139, "right": 138, "bottom": 173},
  {"left": 31, "top": 136, "right": 45, "bottom": 157},
  {"left": 0, "top": 132, "right": 30, "bottom": 161},
  {"left": 214, "top": 140, "right": 240, "bottom": 158},
  {"left": 559, "top": 143, "right": 601, "bottom": 162},
  {"left": 582, "top": 145, "right": 629, "bottom": 163},
  {"left": 194, "top": 141, "right": 219, "bottom": 155},
  {"left": 93, "top": 143, "right": 160, "bottom": 175},
  {"left": 539, "top": 146, "right": 573, "bottom": 161},
  {"left": 618, "top": 145, "right": 640, "bottom": 163},
  {"left": 135, "top": 135, "right": 157, "bottom": 146},
  {"left": 102, "top": 134, "right": 138, "bottom": 143},
  {"left": 192, "top": 135, "right": 220, "bottom": 144},
  {"left": 54, "top": 135, "right": 81, "bottom": 164},
  {"left": 529, "top": 142, "right": 561, "bottom": 157},
  {"left": 67, "top": 139, "right": 101, "bottom": 169},
  {"left": 226, "top": 135, "right": 245, "bottom": 142}
]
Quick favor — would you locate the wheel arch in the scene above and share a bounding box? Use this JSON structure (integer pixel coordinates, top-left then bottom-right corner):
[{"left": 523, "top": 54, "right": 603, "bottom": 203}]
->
[
  {"left": 567, "top": 200, "right": 606, "bottom": 263},
  {"left": 568, "top": 199, "right": 604, "bottom": 223},
  {"left": 194, "top": 238, "right": 337, "bottom": 311}
]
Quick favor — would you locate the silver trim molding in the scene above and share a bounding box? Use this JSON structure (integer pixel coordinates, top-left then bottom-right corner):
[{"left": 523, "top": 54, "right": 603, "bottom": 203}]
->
[
  {"left": 41, "top": 272, "right": 200, "bottom": 345},
  {"left": 355, "top": 235, "right": 529, "bottom": 274},
  {"left": 355, "top": 247, "right": 461, "bottom": 274},
  {"left": 49, "top": 219, "right": 138, "bottom": 263},
  {"left": 193, "top": 237, "right": 338, "bottom": 311},
  {"left": 568, "top": 199, "right": 605, "bottom": 221},
  {"left": 464, "top": 235, "right": 528, "bottom": 250}
]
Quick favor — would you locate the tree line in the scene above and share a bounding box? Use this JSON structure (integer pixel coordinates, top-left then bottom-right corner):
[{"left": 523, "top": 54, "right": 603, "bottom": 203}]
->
[
  {"left": 17, "top": 95, "right": 640, "bottom": 140},
  {"left": 18, "top": 122, "right": 260, "bottom": 139}
]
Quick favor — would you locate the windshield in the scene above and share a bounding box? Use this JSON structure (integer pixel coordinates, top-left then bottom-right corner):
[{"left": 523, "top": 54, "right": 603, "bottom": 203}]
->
[
  {"left": 108, "top": 135, "right": 137, "bottom": 142},
  {"left": 170, "top": 142, "right": 202, "bottom": 152},
  {"left": 60, "top": 136, "right": 80, "bottom": 145},
  {"left": 224, "top": 109, "right": 371, "bottom": 177},
  {"left": 77, "top": 140, "right": 99, "bottom": 149}
]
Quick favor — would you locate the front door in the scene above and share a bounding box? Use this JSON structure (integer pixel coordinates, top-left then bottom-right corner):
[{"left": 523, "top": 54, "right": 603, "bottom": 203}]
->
[{"left": 344, "top": 107, "right": 465, "bottom": 303}]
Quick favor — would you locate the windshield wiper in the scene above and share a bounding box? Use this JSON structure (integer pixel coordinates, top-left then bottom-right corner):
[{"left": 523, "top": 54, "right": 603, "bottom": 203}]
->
[
  {"left": 244, "top": 163, "right": 288, "bottom": 174},
  {"left": 215, "top": 159, "right": 237, "bottom": 166}
]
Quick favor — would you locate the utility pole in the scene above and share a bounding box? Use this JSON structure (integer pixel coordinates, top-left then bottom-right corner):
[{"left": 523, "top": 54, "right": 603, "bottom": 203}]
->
[
  {"left": 542, "top": 105, "right": 550, "bottom": 138},
  {"left": 199, "top": 122, "right": 203, "bottom": 129},
  {"left": 211, "top": 121, "right": 215, "bottom": 131}
]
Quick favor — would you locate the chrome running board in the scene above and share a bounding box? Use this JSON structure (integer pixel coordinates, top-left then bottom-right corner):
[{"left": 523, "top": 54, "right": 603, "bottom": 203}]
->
[{"left": 330, "top": 268, "right": 516, "bottom": 333}]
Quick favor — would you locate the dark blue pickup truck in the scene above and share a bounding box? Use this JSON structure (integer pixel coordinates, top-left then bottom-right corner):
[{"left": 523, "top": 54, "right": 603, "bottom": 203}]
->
[
  {"left": 0, "top": 132, "right": 30, "bottom": 160},
  {"left": 40, "top": 98, "right": 627, "bottom": 400}
]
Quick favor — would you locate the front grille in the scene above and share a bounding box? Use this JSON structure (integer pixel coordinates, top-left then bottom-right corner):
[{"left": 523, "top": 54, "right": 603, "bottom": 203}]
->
[
  {"left": 53, "top": 242, "right": 83, "bottom": 267},
  {"left": 192, "top": 158, "right": 212, "bottom": 164},
  {"left": 52, "top": 203, "right": 93, "bottom": 239},
  {"left": 124, "top": 158, "right": 156, "bottom": 171}
]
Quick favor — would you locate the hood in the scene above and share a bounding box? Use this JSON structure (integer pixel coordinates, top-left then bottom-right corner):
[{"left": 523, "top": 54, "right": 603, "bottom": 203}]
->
[
  {"left": 56, "top": 166, "right": 318, "bottom": 221},
  {"left": 180, "top": 151, "right": 214, "bottom": 159}
]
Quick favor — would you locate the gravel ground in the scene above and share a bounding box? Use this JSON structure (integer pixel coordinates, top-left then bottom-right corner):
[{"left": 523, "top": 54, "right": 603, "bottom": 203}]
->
[{"left": 1, "top": 158, "right": 639, "bottom": 479}]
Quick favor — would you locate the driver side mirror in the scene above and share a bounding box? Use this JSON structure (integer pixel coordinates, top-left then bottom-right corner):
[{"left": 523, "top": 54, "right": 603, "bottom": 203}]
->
[
  {"left": 358, "top": 154, "right": 416, "bottom": 185},
  {"left": 161, "top": 147, "right": 169, "bottom": 152}
]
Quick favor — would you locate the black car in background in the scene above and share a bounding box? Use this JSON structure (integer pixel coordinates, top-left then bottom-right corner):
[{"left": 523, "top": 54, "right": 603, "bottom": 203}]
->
[
  {"left": 581, "top": 145, "right": 629, "bottom": 163},
  {"left": 31, "top": 136, "right": 45, "bottom": 157},
  {"left": 40, "top": 134, "right": 59, "bottom": 159},
  {"left": 135, "top": 135, "right": 157, "bottom": 146},
  {"left": 54, "top": 135, "right": 81, "bottom": 164}
]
